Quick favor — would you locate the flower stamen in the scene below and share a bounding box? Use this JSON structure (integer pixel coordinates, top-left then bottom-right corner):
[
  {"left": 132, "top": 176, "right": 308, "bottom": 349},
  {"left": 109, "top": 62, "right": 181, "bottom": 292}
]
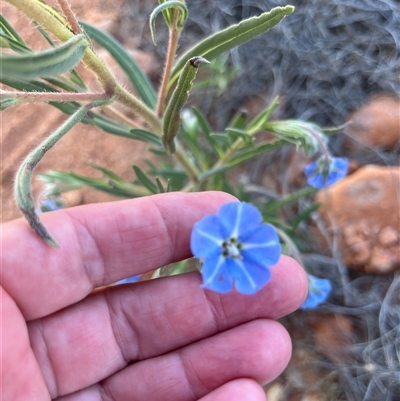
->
[{"left": 222, "top": 237, "right": 242, "bottom": 259}]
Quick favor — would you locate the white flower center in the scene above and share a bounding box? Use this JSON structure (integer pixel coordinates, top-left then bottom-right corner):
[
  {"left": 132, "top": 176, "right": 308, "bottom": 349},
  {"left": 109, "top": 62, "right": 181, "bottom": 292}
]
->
[{"left": 222, "top": 238, "right": 242, "bottom": 259}]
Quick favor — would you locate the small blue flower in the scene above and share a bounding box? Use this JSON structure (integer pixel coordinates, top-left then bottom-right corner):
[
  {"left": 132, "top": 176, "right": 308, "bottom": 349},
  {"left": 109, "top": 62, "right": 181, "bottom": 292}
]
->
[
  {"left": 300, "top": 274, "right": 332, "bottom": 310},
  {"left": 37, "top": 197, "right": 66, "bottom": 214},
  {"left": 190, "top": 201, "right": 281, "bottom": 295},
  {"left": 304, "top": 156, "right": 348, "bottom": 189},
  {"left": 115, "top": 275, "right": 141, "bottom": 285}
]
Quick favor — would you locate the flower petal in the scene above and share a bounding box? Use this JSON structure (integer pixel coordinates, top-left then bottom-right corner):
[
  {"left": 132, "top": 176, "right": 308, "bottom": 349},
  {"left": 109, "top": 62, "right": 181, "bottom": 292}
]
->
[
  {"left": 190, "top": 215, "right": 223, "bottom": 258},
  {"left": 303, "top": 161, "right": 317, "bottom": 177},
  {"left": 201, "top": 255, "right": 233, "bottom": 293},
  {"left": 240, "top": 224, "right": 281, "bottom": 267},
  {"left": 228, "top": 258, "right": 271, "bottom": 295},
  {"left": 300, "top": 275, "right": 332, "bottom": 310},
  {"left": 218, "top": 202, "right": 262, "bottom": 239}
]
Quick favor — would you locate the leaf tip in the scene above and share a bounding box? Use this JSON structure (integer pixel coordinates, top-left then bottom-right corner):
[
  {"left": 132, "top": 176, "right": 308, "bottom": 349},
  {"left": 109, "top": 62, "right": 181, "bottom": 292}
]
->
[{"left": 189, "top": 56, "right": 210, "bottom": 68}]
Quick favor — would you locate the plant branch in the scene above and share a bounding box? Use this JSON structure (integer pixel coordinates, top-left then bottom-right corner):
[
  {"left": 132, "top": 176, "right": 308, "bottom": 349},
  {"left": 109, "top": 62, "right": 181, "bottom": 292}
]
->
[
  {"left": 156, "top": 11, "right": 180, "bottom": 117},
  {"left": 56, "top": 0, "right": 82, "bottom": 34},
  {"left": 0, "top": 90, "right": 109, "bottom": 103}
]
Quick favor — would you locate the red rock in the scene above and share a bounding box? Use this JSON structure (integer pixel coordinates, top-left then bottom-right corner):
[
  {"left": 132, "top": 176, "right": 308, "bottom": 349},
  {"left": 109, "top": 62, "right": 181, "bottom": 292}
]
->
[
  {"left": 344, "top": 95, "right": 400, "bottom": 150},
  {"left": 316, "top": 166, "right": 400, "bottom": 274}
]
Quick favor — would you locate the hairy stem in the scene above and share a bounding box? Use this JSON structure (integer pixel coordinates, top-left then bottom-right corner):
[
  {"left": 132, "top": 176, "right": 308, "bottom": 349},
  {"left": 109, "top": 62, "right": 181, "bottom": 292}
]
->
[
  {"left": 0, "top": 90, "right": 108, "bottom": 103},
  {"left": 156, "top": 11, "right": 180, "bottom": 117},
  {"left": 56, "top": 0, "right": 82, "bottom": 34}
]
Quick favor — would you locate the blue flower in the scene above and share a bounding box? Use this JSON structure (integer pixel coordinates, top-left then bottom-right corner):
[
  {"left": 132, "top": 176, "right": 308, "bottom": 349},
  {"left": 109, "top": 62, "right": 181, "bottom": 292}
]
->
[
  {"left": 190, "top": 201, "right": 281, "bottom": 295},
  {"left": 300, "top": 274, "right": 332, "bottom": 310},
  {"left": 304, "top": 156, "right": 348, "bottom": 189},
  {"left": 115, "top": 275, "right": 141, "bottom": 285},
  {"left": 37, "top": 197, "right": 65, "bottom": 214}
]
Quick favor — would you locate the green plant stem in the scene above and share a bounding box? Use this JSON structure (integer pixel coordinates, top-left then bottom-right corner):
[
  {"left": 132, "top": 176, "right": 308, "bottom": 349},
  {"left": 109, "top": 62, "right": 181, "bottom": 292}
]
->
[
  {"left": 0, "top": 90, "right": 108, "bottom": 103},
  {"left": 156, "top": 11, "right": 180, "bottom": 117},
  {"left": 180, "top": 123, "right": 264, "bottom": 192},
  {"left": 209, "top": 123, "right": 260, "bottom": 172},
  {"left": 6, "top": 0, "right": 162, "bottom": 134},
  {"left": 301, "top": 124, "right": 330, "bottom": 160},
  {"left": 275, "top": 227, "right": 304, "bottom": 268},
  {"left": 174, "top": 140, "right": 201, "bottom": 184}
]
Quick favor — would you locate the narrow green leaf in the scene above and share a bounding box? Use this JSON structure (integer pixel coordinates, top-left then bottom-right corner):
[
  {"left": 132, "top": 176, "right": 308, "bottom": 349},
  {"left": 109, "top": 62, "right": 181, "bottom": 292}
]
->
[
  {"left": 39, "top": 170, "right": 149, "bottom": 198},
  {"left": 209, "top": 133, "right": 232, "bottom": 147},
  {"left": 88, "top": 162, "right": 126, "bottom": 184},
  {"left": 246, "top": 95, "right": 280, "bottom": 132},
  {"left": 191, "top": 106, "right": 212, "bottom": 136},
  {"left": 33, "top": 21, "right": 57, "bottom": 47},
  {"left": 80, "top": 21, "right": 157, "bottom": 108},
  {"left": 1, "top": 34, "right": 88, "bottom": 80},
  {"left": 225, "top": 128, "right": 253, "bottom": 143},
  {"left": 155, "top": 177, "right": 166, "bottom": 193},
  {"left": 163, "top": 56, "right": 210, "bottom": 153},
  {"left": 200, "top": 139, "right": 285, "bottom": 180},
  {"left": 0, "top": 14, "right": 27, "bottom": 48},
  {"left": 45, "top": 76, "right": 84, "bottom": 92},
  {"left": 132, "top": 165, "right": 159, "bottom": 194},
  {"left": 179, "top": 127, "right": 204, "bottom": 164},
  {"left": 0, "top": 97, "right": 20, "bottom": 110},
  {"left": 289, "top": 202, "right": 320, "bottom": 230},
  {"left": 170, "top": 6, "right": 294, "bottom": 87},
  {"left": 150, "top": 1, "right": 188, "bottom": 44},
  {"left": 32, "top": 22, "right": 88, "bottom": 90},
  {"left": 191, "top": 106, "right": 224, "bottom": 157},
  {"left": 165, "top": 179, "right": 171, "bottom": 192},
  {"left": 129, "top": 129, "right": 162, "bottom": 146},
  {"left": 158, "top": 0, "right": 173, "bottom": 26},
  {"left": 69, "top": 69, "right": 88, "bottom": 90},
  {"left": 227, "top": 109, "right": 248, "bottom": 130},
  {"left": 149, "top": 147, "right": 168, "bottom": 157},
  {"left": 263, "top": 187, "right": 317, "bottom": 214},
  {"left": 227, "top": 139, "right": 285, "bottom": 167},
  {"left": 0, "top": 33, "right": 30, "bottom": 53}
]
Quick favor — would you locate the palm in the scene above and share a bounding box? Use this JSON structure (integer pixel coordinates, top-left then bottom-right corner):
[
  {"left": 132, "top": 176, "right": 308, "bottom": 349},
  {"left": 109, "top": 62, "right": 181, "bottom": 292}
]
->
[{"left": 1, "top": 192, "right": 307, "bottom": 400}]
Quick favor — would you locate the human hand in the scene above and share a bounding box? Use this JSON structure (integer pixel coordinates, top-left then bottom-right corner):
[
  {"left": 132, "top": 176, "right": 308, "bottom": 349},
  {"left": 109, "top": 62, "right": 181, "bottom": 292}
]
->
[{"left": 1, "top": 192, "right": 307, "bottom": 401}]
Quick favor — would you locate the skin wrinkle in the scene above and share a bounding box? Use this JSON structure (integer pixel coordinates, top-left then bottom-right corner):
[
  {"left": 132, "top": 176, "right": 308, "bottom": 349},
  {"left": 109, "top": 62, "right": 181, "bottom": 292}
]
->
[
  {"left": 64, "top": 208, "right": 105, "bottom": 290},
  {"left": 176, "top": 350, "right": 200, "bottom": 401},
  {"left": 29, "top": 319, "right": 61, "bottom": 398},
  {"left": 152, "top": 198, "right": 177, "bottom": 263},
  {"left": 201, "top": 288, "right": 226, "bottom": 334},
  {"left": 180, "top": 342, "right": 216, "bottom": 400},
  {"left": 122, "top": 285, "right": 147, "bottom": 361},
  {"left": 103, "top": 290, "right": 131, "bottom": 366}
]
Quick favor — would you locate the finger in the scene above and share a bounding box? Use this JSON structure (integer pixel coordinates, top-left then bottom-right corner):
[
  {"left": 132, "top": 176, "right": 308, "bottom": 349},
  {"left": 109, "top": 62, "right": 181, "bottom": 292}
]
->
[
  {"left": 28, "top": 257, "right": 306, "bottom": 397},
  {"left": 55, "top": 320, "right": 289, "bottom": 401},
  {"left": 1, "top": 286, "right": 51, "bottom": 401},
  {"left": 56, "top": 379, "right": 267, "bottom": 401},
  {"left": 197, "top": 379, "right": 266, "bottom": 401},
  {"left": 1, "top": 191, "right": 235, "bottom": 319},
  {"left": 102, "top": 319, "right": 291, "bottom": 401}
]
